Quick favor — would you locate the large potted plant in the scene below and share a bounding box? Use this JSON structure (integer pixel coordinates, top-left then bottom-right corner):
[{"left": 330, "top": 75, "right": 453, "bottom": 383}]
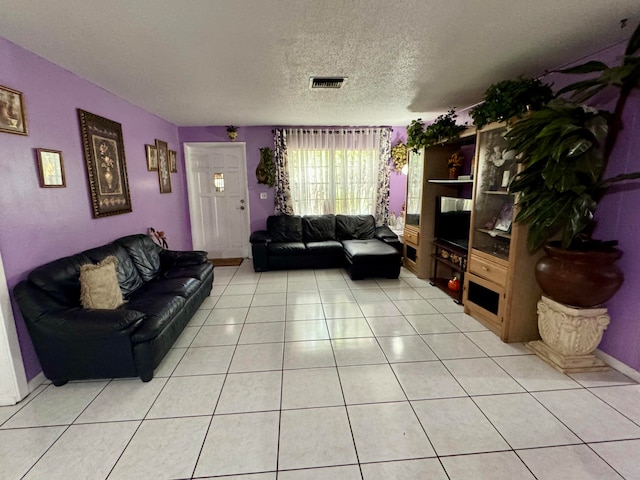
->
[{"left": 507, "top": 21, "right": 640, "bottom": 308}]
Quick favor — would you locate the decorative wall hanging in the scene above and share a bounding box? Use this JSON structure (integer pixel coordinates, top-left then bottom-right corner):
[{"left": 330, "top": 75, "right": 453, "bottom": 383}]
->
[
  {"left": 169, "top": 150, "right": 177, "bottom": 173},
  {"left": 146, "top": 144, "right": 158, "bottom": 171},
  {"left": 256, "top": 147, "right": 275, "bottom": 186},
  {"left": 390, "top": 142, "right": 408, "bottom": 174},
  {"left": 0, "top": 84, "right": 28, "bottom": 135},
  {"left": 226, "top": 125, "right": 238, "bottom": 141},
  {"left": 36, "top": 148, "right": 65, "bottom": 187},
  {"left": 155, "top": 139, "right": 172, "bottom": 193},
  {"left": 78, "top": 109, "right": 132, "bottom": 217}
]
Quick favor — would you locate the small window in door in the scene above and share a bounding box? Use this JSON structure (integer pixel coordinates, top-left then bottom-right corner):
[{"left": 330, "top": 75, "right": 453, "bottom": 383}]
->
[{"left": 213, "top": 173, "right": 224, "bottom": 192}]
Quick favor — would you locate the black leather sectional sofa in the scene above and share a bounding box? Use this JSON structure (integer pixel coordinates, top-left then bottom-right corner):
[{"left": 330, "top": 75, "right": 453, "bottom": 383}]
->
[
  {"left": 250, "top": 214, "right": 402, "bottom": 279},
  {"left": 13, "top": 234, "right": 213, "bottom": 385}
]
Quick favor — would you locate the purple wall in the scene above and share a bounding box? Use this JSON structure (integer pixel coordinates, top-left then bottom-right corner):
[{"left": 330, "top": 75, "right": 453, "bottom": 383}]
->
[
  {"left": 4, "top": 34, "right": 639, "bottom": 382},
  {"left": 1, "top": 37, "right": 190, "bottom": 380},
  {"left": 177, "top": 126, "right": 275, "bottom": 233},
  {"left": 178, "top": 126, "right": 410, "bottom": 232},
  {"left": 541, "top": 42, "right": 640, "bottom": 371}
]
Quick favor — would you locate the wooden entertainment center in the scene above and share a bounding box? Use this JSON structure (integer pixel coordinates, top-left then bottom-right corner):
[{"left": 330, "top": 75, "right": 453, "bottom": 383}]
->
[{"left": 403, "top": 122, "right": 542, "bottom": 342}]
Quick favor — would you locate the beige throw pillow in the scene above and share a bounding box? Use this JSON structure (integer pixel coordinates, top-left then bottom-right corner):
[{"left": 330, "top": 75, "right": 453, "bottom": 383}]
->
[{"left": 79, "top": 256, "right": 124, "bottom": 309}]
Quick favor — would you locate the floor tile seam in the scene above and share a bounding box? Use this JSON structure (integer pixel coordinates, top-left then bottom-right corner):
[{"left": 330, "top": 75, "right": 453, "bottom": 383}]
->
[
  {"left": 463, "top": 389, "right": 545, "bottom": 454},
  {"left": 524, "top": 386, "right": 615, "bottom": 446},
  {"left": 0, "top": 383, "right": 49, "bottom": 428},
  {"left": 584, "top": 435, "right": 640, "bottom": 472},
  {"left": 275, "top": 332, "right": 286, "bottom": 476},
  {"left": 420, "top": 350, "right": 489, "bottom": 362},
  {"left": 326, "top": 333, "right": 364, "bottom": 469},
  {"left": 460, "top": 329, "right": 532, "bottom": 359},
  {"left": 188, "top": 312, "right": 248, "bottom": 480},
  {"left": 18, "top": 422, "right": 79, "bottom": 480},
  {"left": 476, "top": 355, "right": 544, "bottom": 396},
  {"left": 274, "top": 462, "right": 362, "bottom": 478},
  {"left": 580, "top": 386, "right": 640, "bottom": 430}
]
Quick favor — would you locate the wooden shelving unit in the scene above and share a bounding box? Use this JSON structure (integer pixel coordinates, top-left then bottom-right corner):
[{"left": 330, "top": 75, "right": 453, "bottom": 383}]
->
[
  {"left": 429, "top": 240, "right": 467, "bottom": 303},
  {"left": 403, "top": 127, "right": 476, "bottom": 282},
  {"left": 463, "top": 122, "right": 543, "bottom": 342}
]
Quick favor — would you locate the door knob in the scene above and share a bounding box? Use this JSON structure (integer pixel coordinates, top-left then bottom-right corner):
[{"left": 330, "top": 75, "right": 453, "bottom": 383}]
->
[{"left": 240, "top": 206, "right": 245, "bottom": 210}]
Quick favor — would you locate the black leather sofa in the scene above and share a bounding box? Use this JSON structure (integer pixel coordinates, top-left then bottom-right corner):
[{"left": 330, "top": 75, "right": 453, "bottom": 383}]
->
[
  {"left": 13, "top": 234, "right": 214, "bottom": 385},
  {"left": 250, "top": 214, "right": 402, "bottom": 279}
]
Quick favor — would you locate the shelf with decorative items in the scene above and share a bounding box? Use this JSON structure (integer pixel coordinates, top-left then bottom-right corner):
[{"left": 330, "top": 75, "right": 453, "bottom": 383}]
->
[
  {"left": 430, "top": 240, "right": 467, "bottom": 304},
  {"left": 462, "top": 121, "right": 543, "bottom": 342},
  {"left": 403, "top": 116, "right": 476, "bottom": 281}
]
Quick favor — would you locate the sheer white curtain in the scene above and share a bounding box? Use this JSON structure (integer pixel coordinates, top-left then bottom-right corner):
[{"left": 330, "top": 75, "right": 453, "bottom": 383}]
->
[{"left": 286, "top": 128, "right": 383, "bottom": 217}]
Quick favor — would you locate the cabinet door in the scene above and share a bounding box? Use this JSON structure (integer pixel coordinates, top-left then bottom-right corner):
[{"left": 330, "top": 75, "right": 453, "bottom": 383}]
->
[
  {"left": 464, "top": 271, "right": 505, "bottom": 335},
  {"left": 405, "top": 149, "right": 424, "bottom": 228},
  {"left": 469, "top": 124, "right": 517, "bottom": 262}
]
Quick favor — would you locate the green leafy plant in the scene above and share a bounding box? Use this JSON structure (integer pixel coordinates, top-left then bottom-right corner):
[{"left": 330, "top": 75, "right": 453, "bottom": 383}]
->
[
  {"left": 470, "top": 77, "right": 554, "bottom": 129},
  {"left": 507, "top": 21, "right": 640, "bottom": 252},
  {"left": 406, "top": 110, "right": 466, "bottom": 152},
  {"left": 256, "top": 147, "right": 275, "bottom": 187}
]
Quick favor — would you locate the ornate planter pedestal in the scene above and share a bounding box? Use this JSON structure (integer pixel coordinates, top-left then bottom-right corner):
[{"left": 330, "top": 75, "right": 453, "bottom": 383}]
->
[{"left": 527, "top": 296, "right": 610, "bottom": 374}]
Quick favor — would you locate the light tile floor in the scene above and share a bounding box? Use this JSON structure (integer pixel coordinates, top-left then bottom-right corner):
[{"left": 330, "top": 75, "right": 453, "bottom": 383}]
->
[{"left": 2, "top": 263, "right": 640, "bottom": 479}]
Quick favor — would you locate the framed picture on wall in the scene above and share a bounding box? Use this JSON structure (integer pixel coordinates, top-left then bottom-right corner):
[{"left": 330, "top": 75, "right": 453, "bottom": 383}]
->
[
  {"left": 0, "top": 84, "right": 28, "bottom": 135},
  {"left": 36, "top": 148, "right": 66, "bottom": 187},
  {"left": 156, "top": 139, "right": 172, "bottom": 193},
  {"left": 146, "top": 144, "right": 158, "bottom": 171},
  {"left": 78, "top": 109, "right": 133, "bottom": 217},
  {"left": 169, "top": 150, "right": 177, "bottom": 173}
]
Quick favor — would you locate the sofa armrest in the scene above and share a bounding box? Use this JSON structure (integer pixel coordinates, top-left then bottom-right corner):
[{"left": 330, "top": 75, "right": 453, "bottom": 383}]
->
[
  {"left": 250, "top": 230, "right": 272, "bottom": 244},
  {"left": 159, "top": 249, "right": 208, "bottom": 270},
  {"left": 35, "top": 308, "right": 146, "bottom": 340},
  {"left": 375, "top": 225, "right": 398, "bottom": 240}
]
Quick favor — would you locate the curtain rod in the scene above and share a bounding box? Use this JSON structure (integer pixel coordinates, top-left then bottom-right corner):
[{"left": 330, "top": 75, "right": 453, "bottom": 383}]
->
[{"left": 271, "top": 127, "right": 391, "bottom": 134}]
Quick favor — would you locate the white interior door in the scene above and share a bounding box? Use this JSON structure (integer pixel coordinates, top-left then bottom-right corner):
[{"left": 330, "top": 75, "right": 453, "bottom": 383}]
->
[{"left": 184, "top": 142, "right": 250, "bottom": 258}]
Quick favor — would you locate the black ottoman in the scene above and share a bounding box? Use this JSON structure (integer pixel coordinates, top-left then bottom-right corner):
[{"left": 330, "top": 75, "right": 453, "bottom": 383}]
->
[{"left": 341, "top": 239, "right": 402, "bottom": 280}]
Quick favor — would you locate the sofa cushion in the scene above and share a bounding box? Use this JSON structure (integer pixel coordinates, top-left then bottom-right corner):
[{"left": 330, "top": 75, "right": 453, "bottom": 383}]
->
[
  {"left": 303, "top": 215, "right": 336, "bottom": 242},
  {"left": 342, "top": 239, "right": 401, "bottom": 263},
  {"left": 135, "top": 277, "right": 201, "bottom": 299},
  {"left": 336, "top": 215, "right": 376, "bottom": 240},
  {"left": 306, "top": 241, "right": 344, "bottom": 255},
  {"left": 82, "top": 243, "right": 144, "bottom": 297},
  {"left": 268, "top": 242, "right": 307, "bottom": 256},
  {"left": 267, "top": 215, "right": 303, "bottom": 242},
  {"left": 163, "top": 263, "right": 213, "bottom": 281},
  {"left": 28, "top": 252, "right": 91, "bottom": 306},
  {"left": 115, "top": 234, "right": 162, "bottom": 282},
  {"left": 125, "top": 294, "right": 186, "bottom": 343},
  {"left": 79, "top": 256, "right": 125, "bottom": 309}
]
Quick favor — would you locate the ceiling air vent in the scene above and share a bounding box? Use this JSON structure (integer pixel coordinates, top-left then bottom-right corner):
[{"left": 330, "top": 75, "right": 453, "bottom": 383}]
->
[{"left": 310, "top": 77, "right": 347, "bottom": 89}]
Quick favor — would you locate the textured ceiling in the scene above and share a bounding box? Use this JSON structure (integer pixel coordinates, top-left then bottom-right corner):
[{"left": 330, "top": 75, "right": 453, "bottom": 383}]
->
[{"left": 0, "top": 0, "right": 638, "bottom": 126}]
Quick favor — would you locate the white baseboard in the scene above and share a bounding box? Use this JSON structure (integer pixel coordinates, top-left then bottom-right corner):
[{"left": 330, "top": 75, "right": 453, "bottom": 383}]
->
[
  {"left": 27, "top": 372, "right": 47, "bottom": 393},
  {"left": 0, "top": 394, "right": 20, "bottom": 406},
  {"left": 595, "top": 349, "right": 640, "bottom": 383}
]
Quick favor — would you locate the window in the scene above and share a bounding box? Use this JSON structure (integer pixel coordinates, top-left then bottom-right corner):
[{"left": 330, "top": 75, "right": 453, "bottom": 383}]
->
[{"left": 286, "top": 128, "right": 381, "bottom": 216}]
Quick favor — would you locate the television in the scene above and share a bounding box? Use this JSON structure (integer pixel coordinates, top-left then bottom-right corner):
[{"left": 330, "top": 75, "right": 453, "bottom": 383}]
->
[{"left": 434, "top": 196, "right": 472, "bottom": 250}]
